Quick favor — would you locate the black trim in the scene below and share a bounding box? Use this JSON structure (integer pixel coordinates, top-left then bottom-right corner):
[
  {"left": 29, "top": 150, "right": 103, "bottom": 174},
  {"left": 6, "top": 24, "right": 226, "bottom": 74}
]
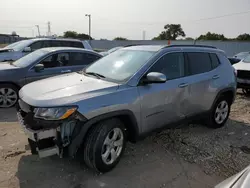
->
[{"left": 68, "top": 110, "right": 139, "bottom": 157}]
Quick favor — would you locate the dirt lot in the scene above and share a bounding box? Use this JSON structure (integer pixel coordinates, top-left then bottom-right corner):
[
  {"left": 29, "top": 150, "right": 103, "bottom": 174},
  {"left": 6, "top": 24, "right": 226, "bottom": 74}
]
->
[{"left": 0, "top": 92, "right": 250, "bottom": 188}]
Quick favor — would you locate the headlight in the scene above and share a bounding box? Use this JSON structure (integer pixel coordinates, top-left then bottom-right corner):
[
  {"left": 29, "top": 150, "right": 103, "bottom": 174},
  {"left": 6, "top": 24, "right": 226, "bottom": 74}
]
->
[{"left": 34, "top": 106, "right": 77, "bottom": 120}]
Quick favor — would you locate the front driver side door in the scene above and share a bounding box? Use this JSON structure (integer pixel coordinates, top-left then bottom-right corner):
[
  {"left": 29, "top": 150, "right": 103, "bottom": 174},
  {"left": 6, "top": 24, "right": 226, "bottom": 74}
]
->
[
  {"left": 25, "top": 52, "right": 71, "bottom": 84},
  {"left": 138, "top": 52, "right": 189, "bottom": 133}
]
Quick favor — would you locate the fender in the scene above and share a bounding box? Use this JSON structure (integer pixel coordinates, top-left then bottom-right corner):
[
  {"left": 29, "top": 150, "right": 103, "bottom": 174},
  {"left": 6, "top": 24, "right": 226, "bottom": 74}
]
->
[
  {"left": 68, "top": 110, "right": 139, "bottom": 157},
  {"left": 211, "top": 87, "right": 236, "bottom": 110}
]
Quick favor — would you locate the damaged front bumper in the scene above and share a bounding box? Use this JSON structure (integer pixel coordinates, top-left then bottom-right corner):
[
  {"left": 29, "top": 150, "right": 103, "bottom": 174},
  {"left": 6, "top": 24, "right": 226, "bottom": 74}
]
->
[{"left": 16, "top": 101, "right": 87, "bottom": 159}]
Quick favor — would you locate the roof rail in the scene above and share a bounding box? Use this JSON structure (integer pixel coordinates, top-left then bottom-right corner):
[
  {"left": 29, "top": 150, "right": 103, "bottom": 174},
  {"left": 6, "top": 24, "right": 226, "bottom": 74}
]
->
[{"left": 164, "top": 44, "right": 217, "bottom": 49}]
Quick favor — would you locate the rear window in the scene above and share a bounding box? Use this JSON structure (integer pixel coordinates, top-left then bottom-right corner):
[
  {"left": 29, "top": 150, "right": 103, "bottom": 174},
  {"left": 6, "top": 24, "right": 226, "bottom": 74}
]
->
[{"left": 187, "top": 52, "right": 212, "bottom": 75}]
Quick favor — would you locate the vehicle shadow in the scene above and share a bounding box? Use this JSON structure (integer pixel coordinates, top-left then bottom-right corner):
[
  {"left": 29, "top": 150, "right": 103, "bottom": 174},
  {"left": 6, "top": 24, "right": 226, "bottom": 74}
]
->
[{"left": 0, "top": 108, "right": 17, "bottom": 123}]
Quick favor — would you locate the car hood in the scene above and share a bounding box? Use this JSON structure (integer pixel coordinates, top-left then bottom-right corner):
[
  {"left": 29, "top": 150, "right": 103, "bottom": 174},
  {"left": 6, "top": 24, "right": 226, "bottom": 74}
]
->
[
  {"left": 19, "top": 72, "right": 119, "bottom": 107},
  {"left": 0, "top": 62, "right": 19, "bottom": 70},
  {"left": 215, "top": 165, "right": 250, "bottom": 188},
  {"left": 233, "top": 62, "right": 250, "bottom": 71}
]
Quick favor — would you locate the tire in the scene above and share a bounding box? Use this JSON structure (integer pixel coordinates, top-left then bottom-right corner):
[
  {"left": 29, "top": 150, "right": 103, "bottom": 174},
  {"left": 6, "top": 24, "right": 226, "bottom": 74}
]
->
[
  {"left": 205, "top": 96, "right": 231, "bottom": 128},
  {"left": 0, "top": 84, "right": 19, "bottom": 108},
  {"left": 83, "top": 118, "right": 127, "bottom": 173}
]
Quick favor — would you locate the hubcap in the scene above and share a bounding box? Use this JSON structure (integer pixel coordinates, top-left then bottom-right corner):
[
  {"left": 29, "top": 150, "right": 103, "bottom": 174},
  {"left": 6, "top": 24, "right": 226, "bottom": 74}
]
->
[
  {"left": 0, "top": 88, "right": 18, "bottom": 108},
  {"left": 214, "top": 100, "right": 229, "bottom": 124},
  {"left": 101, "top": 128, "right": 124, "bottom": 165}
]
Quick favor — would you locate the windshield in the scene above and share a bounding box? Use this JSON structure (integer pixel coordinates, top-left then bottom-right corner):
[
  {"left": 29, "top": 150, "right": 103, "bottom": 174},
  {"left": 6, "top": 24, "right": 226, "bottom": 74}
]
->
[
  {"left": 85, "top": 49, "right": 155, "bottom": 82},
  {"left": 3, "top": 40, "right": 32, "bottom": 51},
  {"left": 243, "top": 54, "right": 250, "bottom": 63},
  {"left": 235, "top": 52, "right": 249, "bottom": 59},
  {"left": 13, "top": 49, "right": 48, "bottom": 67}
]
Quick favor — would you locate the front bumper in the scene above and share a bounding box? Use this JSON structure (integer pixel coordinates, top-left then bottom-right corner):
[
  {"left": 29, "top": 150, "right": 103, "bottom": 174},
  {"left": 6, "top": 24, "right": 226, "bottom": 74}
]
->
[
  {"left": 237, "top": 78, "right": 250, "bottom": 88},
  {"left": 17, "top": 111, "right": 60, "bottom": 158}
]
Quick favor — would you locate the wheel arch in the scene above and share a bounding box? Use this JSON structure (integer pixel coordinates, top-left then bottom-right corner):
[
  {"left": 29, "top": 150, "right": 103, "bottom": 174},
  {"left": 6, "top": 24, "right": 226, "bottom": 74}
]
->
[
  {"left": 211, "top": 87, "right": 236, "bottom": 109},
  {"left": 68, "top": 110, "right": 139, "bottom": 157},
  {"left": 0, "top": 81, "right": 21, "bottom": 90}
]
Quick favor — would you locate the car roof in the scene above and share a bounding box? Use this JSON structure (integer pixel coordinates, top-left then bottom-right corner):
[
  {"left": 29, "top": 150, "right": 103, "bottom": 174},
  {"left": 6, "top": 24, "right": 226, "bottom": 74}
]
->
[
  {"left": 38, "top": 47, "right": 99, "bottom": 54},
  {"left": 28, "top": 38, "right": 82, "bottom": 42},
  {"left": 122, "top": 45, "right": 224, "bottom": 53}
]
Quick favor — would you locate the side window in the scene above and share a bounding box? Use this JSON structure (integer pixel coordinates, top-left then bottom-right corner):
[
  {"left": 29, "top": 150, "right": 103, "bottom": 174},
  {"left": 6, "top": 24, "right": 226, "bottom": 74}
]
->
[
  {"left": 39, "top": 53, "right": 69, "bottom": 68},
  {"left": 43, "top": 41, "right": 51, "bottom": 48},
  {"left": 187, "top": 52, "right": 212, "bottom": 75},
  {"left": 70, "top": 42, "right": 84, "bottom": 48},
  {"left": 209, "top": 53, "right": 220, "bottom": 68},
  {"left": 69, "top": 52, "right": 100, "bottom": 66},
  {"left": 51, "top": 41, "right": 62, "bottom": 47},
  {"left": 149, "top": 53, "right": 185, "bottom": 80},
  {"left": 29, "top": 41, "right": 43, "bottom": 51}
]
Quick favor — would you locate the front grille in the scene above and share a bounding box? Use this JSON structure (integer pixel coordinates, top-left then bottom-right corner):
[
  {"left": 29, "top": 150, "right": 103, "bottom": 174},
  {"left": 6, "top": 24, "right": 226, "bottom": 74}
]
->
[{"left": 237, "top": 70, "right": 250, "bottom": 79}]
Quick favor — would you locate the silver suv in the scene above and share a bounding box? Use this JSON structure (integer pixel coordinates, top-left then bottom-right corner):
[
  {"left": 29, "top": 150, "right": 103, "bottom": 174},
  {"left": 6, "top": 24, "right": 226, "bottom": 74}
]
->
[{"left": 17, "top": 45, "right": 237, "bottom": 173}]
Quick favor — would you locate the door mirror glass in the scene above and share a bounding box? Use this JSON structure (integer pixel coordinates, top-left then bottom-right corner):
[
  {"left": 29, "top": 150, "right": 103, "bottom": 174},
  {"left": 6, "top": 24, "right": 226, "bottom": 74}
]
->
[
  {"left": 23, "top": 47, "right": 31, "bottom": 52},
  {"left": 145, "top": 72, "right": 166, "bottom": 83},
  {"left": 34, "top": 64, "right": 44, "bottom": 72}
]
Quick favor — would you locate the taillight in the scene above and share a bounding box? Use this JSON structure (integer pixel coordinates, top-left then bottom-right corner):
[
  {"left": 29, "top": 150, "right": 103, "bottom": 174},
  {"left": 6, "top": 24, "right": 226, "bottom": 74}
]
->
[{"left": 233, "top": 67, "right": 237, "bottom": 77}]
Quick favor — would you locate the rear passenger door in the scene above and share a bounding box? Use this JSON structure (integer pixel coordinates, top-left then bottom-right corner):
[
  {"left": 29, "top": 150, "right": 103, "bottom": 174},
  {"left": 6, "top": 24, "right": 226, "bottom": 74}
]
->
[
  {"left": 67, "top": 52, "right": 101, "bottom": 72},
  {"left": 183, "top": 52, "right": 221, "bottom": 117}
]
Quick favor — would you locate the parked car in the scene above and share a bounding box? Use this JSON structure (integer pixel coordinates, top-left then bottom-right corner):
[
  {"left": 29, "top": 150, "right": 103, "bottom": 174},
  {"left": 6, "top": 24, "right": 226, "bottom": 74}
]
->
[
  {"left": 0, "top": 47, "right": 102, "bottom": 108},
  {"left": 17, "top": 45, "right": 236, "bottom": 173},
  {"left": 215, "top": 164, "right": 250, "bottom": 188},
  {"left": 228, "top": 57, "right": 241, "bottom": 65},
  {"left": 233, "top": 54, "right": 250, "bottom": 94},
  {"left": 0, "top": 38, "right": 92, "bottom": 62},
  {"left": 233, "top": 52, "right": 250, "bottom": 60}
]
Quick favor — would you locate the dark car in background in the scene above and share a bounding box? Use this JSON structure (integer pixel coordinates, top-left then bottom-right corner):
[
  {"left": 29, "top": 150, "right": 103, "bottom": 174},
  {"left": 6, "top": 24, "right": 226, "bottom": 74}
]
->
[
  {"left": 0, "top": 47, "right": 102, "bottom": 108},
  {"left": 228, "top": 57, "right": 241, "bottom": 65},
  {"left": 0, "top": 38, "right": 93, "bottom": 62}
]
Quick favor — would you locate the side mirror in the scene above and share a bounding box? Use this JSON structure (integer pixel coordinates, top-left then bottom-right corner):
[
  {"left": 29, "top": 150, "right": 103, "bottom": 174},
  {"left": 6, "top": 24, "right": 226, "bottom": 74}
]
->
[
  {"left": 144, "top": 72, "right": 166, "bottom": 84},
  {"left": 23, "top": 47, "right": 31, "bottom": 52},
  {"left": 34, "top": 64, "right": 44, "bottom": 72}
]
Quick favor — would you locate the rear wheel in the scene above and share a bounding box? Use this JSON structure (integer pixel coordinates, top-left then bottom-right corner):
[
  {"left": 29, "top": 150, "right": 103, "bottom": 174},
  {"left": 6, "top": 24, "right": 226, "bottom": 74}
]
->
[
  {"left": 83, "top": 118, "right": 127, "bottom": 173},
  {"left": 0, "top": 84, "right": 19, "bottom": 108},
  {"left": 206, "top": 97, "right": 230, "bottom": 128}
]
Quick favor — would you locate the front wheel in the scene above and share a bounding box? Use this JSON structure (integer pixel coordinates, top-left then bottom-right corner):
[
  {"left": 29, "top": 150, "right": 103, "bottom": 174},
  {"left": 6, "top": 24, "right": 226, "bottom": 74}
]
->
[
  {"left": 83, "top": 118, "right": 127, "bottom": 173},
  {"left": 0, "top": 84, "right": 19, "bottom": 108},
  {"left": 206, "top": 97, "right": 230, "bottom": 128}
]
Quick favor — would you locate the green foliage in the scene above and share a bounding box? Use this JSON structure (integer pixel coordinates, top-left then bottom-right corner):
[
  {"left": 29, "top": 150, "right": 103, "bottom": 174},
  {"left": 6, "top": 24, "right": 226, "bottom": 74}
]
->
[
  {"left": 236, "top": 33, "right": 250, "bottom": 41},
  {"left": 63, "top": 31, "right": 93, "bottom": 40},
  {"left": 113, "top": 37, "right": 128, "bottom": 40},
  {"left": 197, "top": 32, "right": 227, "bottom": 41},
  {"left": 185, "top": 37, "right": 194, "bottom": 40},
  {"left": 153, "top": 24, "right": 186, "bottom": 40}
]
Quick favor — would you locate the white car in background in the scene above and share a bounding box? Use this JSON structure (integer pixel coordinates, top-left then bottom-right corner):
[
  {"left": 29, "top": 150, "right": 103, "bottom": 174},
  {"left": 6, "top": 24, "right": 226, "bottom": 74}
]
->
[
  {"left": 233, "top": 54, "right": 250, "bottom": 94},
  {"left": 0, "top": 38, "right": 92, "bottom": 62}
]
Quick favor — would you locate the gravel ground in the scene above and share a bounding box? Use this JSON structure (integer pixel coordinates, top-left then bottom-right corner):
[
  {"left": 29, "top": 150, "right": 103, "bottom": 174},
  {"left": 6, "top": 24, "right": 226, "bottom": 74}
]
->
[
  {"left": 0, "top": 91, "right": 250, "bottom": 187},
  {"left": 153, "top": 92, "right": 250, "bottom": 177}
]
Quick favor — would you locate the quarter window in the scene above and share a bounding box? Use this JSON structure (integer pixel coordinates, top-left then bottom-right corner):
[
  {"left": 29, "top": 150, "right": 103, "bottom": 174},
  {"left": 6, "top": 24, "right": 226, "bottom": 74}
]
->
[
  {"left": 209, "top": 53, "right": 220, "bottom": 68},
  {"left": 187, "top": 52, "right": 212, "bottom": 75},
  {"left": 70, "top": 52, "right": 100, "bottom": 66},
  {"left": 149, "top": 53, "right": 185, "bottom": 80}
]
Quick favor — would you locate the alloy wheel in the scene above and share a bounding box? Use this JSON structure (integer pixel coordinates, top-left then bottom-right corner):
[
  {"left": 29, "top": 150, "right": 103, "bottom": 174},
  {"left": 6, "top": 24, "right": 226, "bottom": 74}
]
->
[
  {"left": 214, "top": 100, "right": 229, "bottom": 124},
  {"left": 0, "top": 88, "right": 18, "bottom": 108}
]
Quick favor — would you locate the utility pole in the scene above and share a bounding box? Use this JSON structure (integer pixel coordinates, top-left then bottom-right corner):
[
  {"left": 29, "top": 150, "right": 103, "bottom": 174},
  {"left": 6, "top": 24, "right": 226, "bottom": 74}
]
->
[
  {"left": 47, "top": 21, "right": 51, "bottom": 37},
  {"left": 35, "top": 25, "right": 40, "bottom": 37},
  {"left": 85, "top": 14, "right": 91, "bottom": 41}
]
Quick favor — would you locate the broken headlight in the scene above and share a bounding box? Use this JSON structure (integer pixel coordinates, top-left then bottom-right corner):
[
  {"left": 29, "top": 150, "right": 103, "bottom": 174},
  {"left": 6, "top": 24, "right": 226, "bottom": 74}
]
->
[{"left": 34, "top": 106, "right": 77, "bottom": 120}]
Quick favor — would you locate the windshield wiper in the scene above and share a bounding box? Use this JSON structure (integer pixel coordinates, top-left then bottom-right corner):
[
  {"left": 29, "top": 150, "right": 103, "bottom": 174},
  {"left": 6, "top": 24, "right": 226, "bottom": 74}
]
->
[{"left": 84, "top": 72, "right": 106, "bottom": 79}]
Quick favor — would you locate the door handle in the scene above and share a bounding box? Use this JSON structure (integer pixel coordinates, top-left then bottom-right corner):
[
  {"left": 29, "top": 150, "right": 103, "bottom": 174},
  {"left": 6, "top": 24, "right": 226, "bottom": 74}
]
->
[
  {"left": 212, "top": 75, "right": 220, "bottom": 79},
  {"left": 61, "top": 70, "right": 71, "bottom": 73},
  {"left": 178, "top": 83, "right": 188, "bottom": 88}
]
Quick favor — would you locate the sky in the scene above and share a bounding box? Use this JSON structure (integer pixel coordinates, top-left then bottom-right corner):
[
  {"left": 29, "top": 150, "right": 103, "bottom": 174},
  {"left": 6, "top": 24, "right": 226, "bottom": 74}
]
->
[{"left": 0, "top": 0, "right": 250, "bottom": 40}]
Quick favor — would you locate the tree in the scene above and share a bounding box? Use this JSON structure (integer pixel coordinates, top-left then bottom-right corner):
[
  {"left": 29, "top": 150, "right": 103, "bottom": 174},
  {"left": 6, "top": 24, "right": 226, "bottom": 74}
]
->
[
  {"left": 113, "top": 37, "right": 128, "bottom": 40},
  {"left": 185, "top": 37, "right": 194, "bottom": 40},
  {"left": 236, "top": 33, "right": 250, "bottom": 41},
  {"left": 197, "top": 32, "right": 227, "bottom": 40},
  {"left": 63, "top": 31, "right": 93, "bottom": 40},
  {"left": 152, "top": 24, "right": 186, "bottom": 40}
]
